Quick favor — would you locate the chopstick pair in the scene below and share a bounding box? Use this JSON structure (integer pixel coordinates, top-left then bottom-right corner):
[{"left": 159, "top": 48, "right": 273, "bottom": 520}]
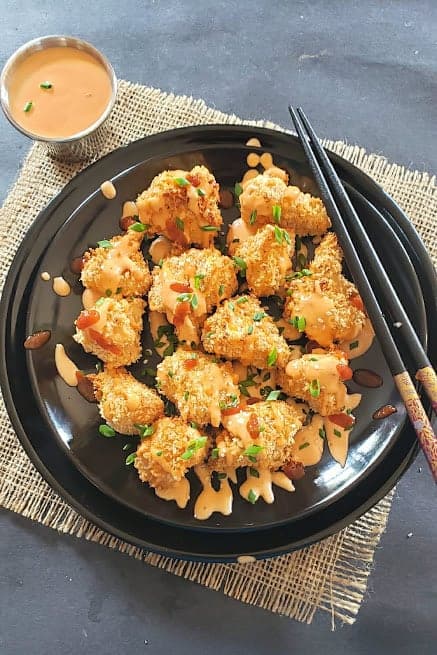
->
[{"left": 288, "top": 105, "right": 437, "bottom": 483}]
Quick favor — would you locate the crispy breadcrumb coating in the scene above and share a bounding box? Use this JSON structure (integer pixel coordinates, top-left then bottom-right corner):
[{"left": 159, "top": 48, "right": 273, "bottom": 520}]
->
[
  {"left": 157, "top": 349, "right": 240, "bottom": 427},
  {"left": 134, "top": 417, "right": 210, "bottom": 489},
  {"left": 148, "top": 247, "right": 237, "bottom": 344},
  {"left": 240, "top": 170, "right": 331, "bottom": 236},
  {"left": 284, "top": 232, "right": 366, "bottom": 347},
  {"left": 233, "top": 224, "right": 294, "bottom": 296},
  {"left": 91, "top": 367, "right": 164, "bottom": 434},
  {"left": 136, "top": 165, "right": 222, "bottom": 247},
  {"left": 202, "top": 295, "right": 291, "bottom": 369},
  {"left": 277, "top": 351, "right": 350, "bottom": 415},
  {"left": 81, "top": 231, "right": 151, "bottom": 297},
  {"left": 73, "top": 296, "right": 145, "bottom": 366},
  {"left": 211, "top": 400, "right": 302, "bottom": 470}
]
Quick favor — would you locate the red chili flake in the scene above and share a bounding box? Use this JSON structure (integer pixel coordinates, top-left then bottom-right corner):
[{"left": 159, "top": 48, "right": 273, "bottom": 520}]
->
[
  {"left": 336, "top": 364, "right": 353, "bottom": 381},
  {"left": 350, "top": 295, "right": 364, "bottom": 312},
  {"left": 372, "top": 404, "right": 397, "bottom": 420},
  {"left": 183, "top": 357, "right": 198, "bottom": 370},
  {"left": 119, "top": 215, "right": 137, "bottom": 231},
  {"left": 221, "top": 403, "right": 246, "bottom": 416},
  {"left": 247, "top": 413, "right": 260, "bottom": 438},
  {"left": 165, "top": 218, "right": 188, "bottom": 246},
  {"left": 187, "top": 173, "right": 200, "bottom": 187},
  {"left": 173, "top": 301, "right": 191, "bottom": 327},
  {"left": 88, "top": 328, "right": 121, "bottom": 355},
  {"left": 170, "top": 282, "right": 192, "bottom": 293},
  {"left": 70, "top": 256, "right": 85, "bottom": 274},
  {"left": 76, "top": 309, "right": 100, "bottom": 330},
  {"left": 327, "top": 413, "right": 355, "bottom": 429},
  {"left": 282, "top": 461, "right": 305, "bottom": 480}
]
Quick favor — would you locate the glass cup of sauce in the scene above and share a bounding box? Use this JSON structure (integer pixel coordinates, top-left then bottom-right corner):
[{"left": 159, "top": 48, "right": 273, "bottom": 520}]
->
[{"left": 0, "top": 35, "right": 117, "bottom": 162}]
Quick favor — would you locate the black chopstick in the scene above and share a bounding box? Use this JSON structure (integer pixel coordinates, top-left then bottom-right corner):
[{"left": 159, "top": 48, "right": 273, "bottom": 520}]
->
[
  {"left": 288, "top": 105, "right": 437, "bottom": 482},
  {"left": 296, "top": 107, "right": 437, "bottom": 405}
]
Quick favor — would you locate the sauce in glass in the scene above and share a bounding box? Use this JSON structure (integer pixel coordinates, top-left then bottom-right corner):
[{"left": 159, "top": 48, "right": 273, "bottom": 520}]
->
[{"left": 8, "top": 46, "right": 112, "bottom": 138}]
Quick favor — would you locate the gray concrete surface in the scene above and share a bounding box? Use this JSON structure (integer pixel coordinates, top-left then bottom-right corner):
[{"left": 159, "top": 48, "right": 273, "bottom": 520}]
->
[{"left": 0, "top": 1, "right": 436, "bottom": 653}]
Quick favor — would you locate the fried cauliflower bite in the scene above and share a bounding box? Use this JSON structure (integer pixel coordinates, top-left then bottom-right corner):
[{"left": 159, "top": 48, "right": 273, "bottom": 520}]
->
[
  {"left": 81, "top": 231, "right": 151, "bottom": 297},
  {"left": 277, "top": 351, "right": 352, "bottom": 415},
  {"left": 202, "top": 295, "right": 290, "bottom": 369},
  {"left": 156, "top": 349, "right": 240, "bottom": 427},
  {"left": 233, "top": 224, "right": 294, "bottom": 296},
  {"left": 239, "top": 170, "right": 331, "bottom": 236},
  {"left": 148, "top": 247, "right": 238, "bottom": 344},
  {"left": 91, "top": 367, "right": 164, "bottom": 434},
  {"left": 134, "top": 417, "right": 210, "bottom": 490},
  {"left": 211, "top": 400, "right": 302, "bottom": 471},
  {"left": 73, "top": 296, "right": 145, "bottom": 366},
  {"left": 136, "top": 165, "right": 222, "bottom": 247},
  {"left": 284, "top": 232, "right": 366, "bottom": 347}
]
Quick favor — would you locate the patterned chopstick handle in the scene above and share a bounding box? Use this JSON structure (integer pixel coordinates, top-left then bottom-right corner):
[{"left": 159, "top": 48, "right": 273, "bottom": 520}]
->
[
  {"left": 394, "top": 371, "right": 437, "bottom": 483},
  {"left": 415, "top": 366, "right": 437, "bottom": 414}
]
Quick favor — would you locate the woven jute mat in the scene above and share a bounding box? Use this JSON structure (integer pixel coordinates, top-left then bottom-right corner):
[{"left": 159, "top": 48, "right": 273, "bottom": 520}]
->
[{"left": 0, "top": 80, "right": 436, "bottom": 628}]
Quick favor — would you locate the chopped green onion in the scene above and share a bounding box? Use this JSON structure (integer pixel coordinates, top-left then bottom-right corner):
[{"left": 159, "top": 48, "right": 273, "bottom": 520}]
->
[
  {"left": 297, "top": 316, "right": 306, "bottom": 332},
  {"left": 105, "top": 289, "right": 112, "bottom": 297},
  {"left": 266, "top": 389, "right": 281, "bottom": 401},
  {"left": 135, "top": 424, "right": 154, "bottom": 438},
  {"left": 122, "top": 443, "right": 132, "bottom": 451},
  {"left": 200, "top": 225, "right": 219, "bottom": 231},
  {"left": 298, "top": 442, "right": 310, "bottom": 450},
  {"left": 333, "top": 429, "right": 342, "bottom": 438},
  {"left": 40, "top": 81, "right": 53, "bottom": 89},
  {"left": 211, "top": 447, "right": 219, "bottom": 459},
  {"left": 197, "top": 188, "right": 206, "bottom": 196},
  {"left": 181, "top": 436, "right": 208, "bottom": 459},
  {"left": 272, "top": 204, "right": 282, "bottom": 224},
  {"left": 234, "top": 182, "right": 243, "bottom": 198},
  {"left": 175, "top": 217, "right": 184, "bottom": 231},
  {"left": 319, "top": 427, "right": 326, "bottom": 439},
  {"left": 174, "top": 177, "right": 190, "bottom": 186},
  {"left": 247, "top": 489, "right": 258, "bottom": 504},
  {"left": 274, "top": 225, "right": 284, "bottom": 244},
  {"left": 249, "top": 209, "right": 257, "bottom": 225},
  {"left": 309, "top": 357, "right": 318, "bottom": 361},
  {"left": 249, "top": 467, "right": 260, "bottom": 478},
  {"left": 190, "top": 293, "right": 199, "bottom": 310},
  {"left": 194, "top": 274, "right": 205, "bottom": 290},
  {"left": 129, "top": 222, "right": 146, "bottom": 232},
  {"left": 95, "top": 362, "right": 103, "bottom": 373},
  {"left": 298, "top": 253, "right": 307, "bottom": 268},
  {"left": 247, "top": 324, "right": 254, "bottom": 335},
  {"left": 232, "top": 256, "right": 247, "bottom": 273},
  {"left": 144, "top": 367, "right": 156, "bottom": 377},
  {"left": 267, "top": 347, "right": 278, "bottom": 367},
  {"left": 236, "top": 296, "right": 248, "bottom": 304},
  {"left": 115, "top": 287, "right": 122, "bottom": 294},
  {"left": 176, "top": 293, "right": 192, "bottom": 303},
  {"left": 184, "top": 391, "right": 190, "bottom": 401},
  {"left": 156, "top": 451, "right": 163, "bottom": 456},
  {"left": 23, "top": 101, "right": 33, "bottom": 112},
  {"left": 218, "top": 283, "right": 225, "bottom": 296},
  {"left": 244, "top": 444, "right": 264, "bottom": 457},
  {"left": 158, "top": 258, "right": 164, "bottom": 268},
  {"left": 349, "top": 340, "right": 359, "bottom": 350},
  {"left": 309, "top": 379, "right": 321, "bottom": 398},
  {"left": 99, "top": 424, "right": 115, "bottom": 437},
  {"left": 97, "top": 240, "right": 113, "bottom": 249},
  {"left": 253, "top": 311, "right": 266, "bottom": 322},
  {"left": 125, "top": 452, "right": 136, "bottom": 465},
  {"left": 217, "top": 472, "right": 227, "bottom": 480},
  {"left": 286, "top": 268, "right": 312, "bottom": 280}
]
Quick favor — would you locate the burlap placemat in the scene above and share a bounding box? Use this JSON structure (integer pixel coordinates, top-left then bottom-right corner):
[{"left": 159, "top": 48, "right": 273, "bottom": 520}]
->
[{"left": 1, "top": 80, "right": 435, "bottom": 628}]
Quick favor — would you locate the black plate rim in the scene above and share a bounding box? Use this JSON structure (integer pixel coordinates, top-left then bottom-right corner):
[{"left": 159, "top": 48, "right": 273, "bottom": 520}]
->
[{"left": 1, "top": 124, "right": 435, "bottom": 559}]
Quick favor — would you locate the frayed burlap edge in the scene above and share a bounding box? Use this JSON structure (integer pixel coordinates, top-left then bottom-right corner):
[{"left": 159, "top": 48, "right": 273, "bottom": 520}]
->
[{"left": 0, "top": 80, "right": 435, "bottom": 628}]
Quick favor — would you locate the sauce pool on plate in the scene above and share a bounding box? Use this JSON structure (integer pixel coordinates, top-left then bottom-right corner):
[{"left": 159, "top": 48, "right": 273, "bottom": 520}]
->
[{"left": 8, "top": 46, "right": 112, "bottom": 139}]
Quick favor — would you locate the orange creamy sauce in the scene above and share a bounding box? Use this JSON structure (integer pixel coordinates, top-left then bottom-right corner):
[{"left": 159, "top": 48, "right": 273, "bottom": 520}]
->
[{"left": 8, "top": 47, "right": 112, "bottom": 138}]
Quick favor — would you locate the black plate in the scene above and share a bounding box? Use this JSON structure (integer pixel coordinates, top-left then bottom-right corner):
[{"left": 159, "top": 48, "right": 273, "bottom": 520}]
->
[{"left": 1, "top": 126, "right": 436, "bottom": 559}]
